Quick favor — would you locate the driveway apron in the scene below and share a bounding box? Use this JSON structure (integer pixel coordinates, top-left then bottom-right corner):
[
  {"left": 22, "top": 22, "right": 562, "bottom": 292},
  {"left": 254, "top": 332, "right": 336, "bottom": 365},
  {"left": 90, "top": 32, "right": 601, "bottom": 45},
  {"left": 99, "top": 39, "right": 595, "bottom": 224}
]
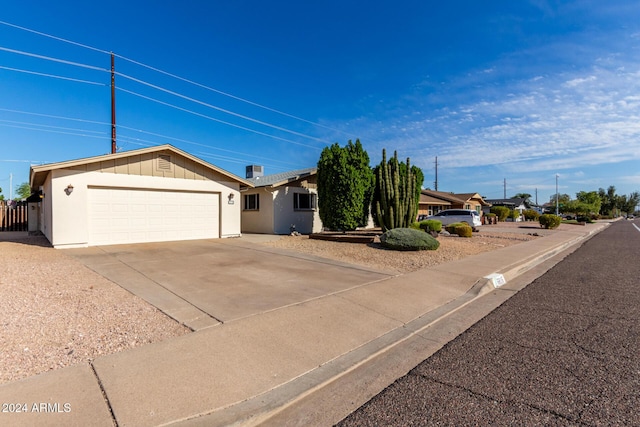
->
[{"left": 66, "top": 237, "right": 395, "bottom": 330}]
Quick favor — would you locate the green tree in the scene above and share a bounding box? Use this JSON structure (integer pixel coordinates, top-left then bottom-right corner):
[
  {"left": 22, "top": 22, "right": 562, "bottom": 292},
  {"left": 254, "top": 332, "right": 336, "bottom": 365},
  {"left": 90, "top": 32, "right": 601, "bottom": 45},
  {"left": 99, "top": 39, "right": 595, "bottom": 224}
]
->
[
  {"left": 16, "top": 182, "right": 31, "bottom": 200},
  {"left": 374, "top": 149, "right": 418, "bottom": 231},
  {"left": 317, "top": 139, "right": 373, "bottom": 231},
  {"left": 598, "top": 186, "right": 620, "bottom": 216},
  {"left": 0, "top": 186, "right": 3, "bottom": 201},
  {"left": 575, "top": 191, "right": 601, "bottom": 215},
  {"left": 619, "top": 192, "right": 640, "bottom": 215}
]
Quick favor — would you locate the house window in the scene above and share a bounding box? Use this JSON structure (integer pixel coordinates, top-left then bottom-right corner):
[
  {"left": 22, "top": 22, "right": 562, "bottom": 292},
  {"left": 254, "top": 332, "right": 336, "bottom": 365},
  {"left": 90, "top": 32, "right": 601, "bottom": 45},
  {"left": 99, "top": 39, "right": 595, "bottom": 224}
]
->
[
  {"left": 465, "top": 204, "right": 471, "bottom": 210},
  {"left": 294, "top": 193, "right": 317, "bottom": 210},
  {"left": 244, "top": 194, "right": 259, "bottom": 211}
]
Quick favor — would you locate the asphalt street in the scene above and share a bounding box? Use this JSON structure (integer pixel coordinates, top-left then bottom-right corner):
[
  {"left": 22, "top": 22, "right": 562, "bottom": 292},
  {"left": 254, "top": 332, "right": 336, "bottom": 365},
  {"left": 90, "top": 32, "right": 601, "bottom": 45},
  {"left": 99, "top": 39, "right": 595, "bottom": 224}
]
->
[{"left": 337, "top": 219, "right": 640, "bottom": 426}]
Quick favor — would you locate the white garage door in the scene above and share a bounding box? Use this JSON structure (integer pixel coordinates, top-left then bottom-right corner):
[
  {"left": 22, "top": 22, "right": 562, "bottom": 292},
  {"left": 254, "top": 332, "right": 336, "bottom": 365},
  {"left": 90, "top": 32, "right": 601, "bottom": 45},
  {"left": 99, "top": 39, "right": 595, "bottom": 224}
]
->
[{"left": 88, "top": 187, "right": 219, "bottom": 246}]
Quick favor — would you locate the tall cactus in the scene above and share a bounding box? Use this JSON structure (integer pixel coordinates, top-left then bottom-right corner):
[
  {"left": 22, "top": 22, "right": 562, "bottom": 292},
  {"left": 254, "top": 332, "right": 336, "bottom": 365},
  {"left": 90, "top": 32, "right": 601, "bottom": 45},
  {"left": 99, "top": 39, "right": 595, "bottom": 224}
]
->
[{"left": 375, "top": 149, "right": 418, "bottom": 231}]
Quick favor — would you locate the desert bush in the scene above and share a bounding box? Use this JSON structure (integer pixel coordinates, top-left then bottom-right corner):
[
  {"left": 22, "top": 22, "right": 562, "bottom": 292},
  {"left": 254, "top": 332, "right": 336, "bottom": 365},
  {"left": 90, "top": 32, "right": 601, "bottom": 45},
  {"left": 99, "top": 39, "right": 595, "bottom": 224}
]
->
[
  {"left": 490, "top": 206, "right": 510, "bottom": 221},
  {"left": 418, "top": 219, "right": 442, "bottom": 233},
  {"left": 409, "top": 222, "right": 422, "bottom": 230},
  {"left": 444, "top": 222, "right": 465, "bottom": 234},
  {"left": 380, "top": 228, "right": 440, "bottom": 251},
  {"left": 509, "top": 209, "right": 521, "bottom": 220},
  {"left": 453, "top": 223, "right": 473, "bottom": 237},
  {"left": 539, "top": 214, "right": 561, "bottom": 229},
  {"left": 523, "top": 209, "right": 540, "bottom": 221},
  {"left": 444, "top": 222, "right": 473, "bottom": 237}
]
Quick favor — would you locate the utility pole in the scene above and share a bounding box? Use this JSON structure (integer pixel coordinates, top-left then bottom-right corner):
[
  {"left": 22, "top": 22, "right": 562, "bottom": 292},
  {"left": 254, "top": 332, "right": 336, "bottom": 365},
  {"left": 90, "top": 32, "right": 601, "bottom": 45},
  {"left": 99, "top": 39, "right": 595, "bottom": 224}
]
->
[
  {"left": 434, "top": 156, "right": 438, "bottom": 191},
  {"left": 111, "top": 52, "right": 117, "bottom": 154},
  {"left": 556, "top": 174, "right": 559, "bottom": 216},
  {"left": 503, "top": 178, "right": 506, "bottom": 199},
  {"left": 535, "top": 188, "right": 538, "bottom": 206},
  {"left": 9, "top": 173, "right": 12, "bottom": 201}
]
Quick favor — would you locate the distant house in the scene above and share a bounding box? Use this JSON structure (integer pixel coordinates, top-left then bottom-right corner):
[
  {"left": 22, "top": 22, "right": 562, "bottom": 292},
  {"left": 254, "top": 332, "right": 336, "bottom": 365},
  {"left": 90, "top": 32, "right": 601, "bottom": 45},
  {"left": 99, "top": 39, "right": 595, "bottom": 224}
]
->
[
  {"left": 240, "top": 166, "right": 321, "bottom": 235},
  {"left": 484, "top": 198, "right": 527, "bottom": 215},
  {"left": 418, "top": 190, "right": 490, "bottom": 217}
]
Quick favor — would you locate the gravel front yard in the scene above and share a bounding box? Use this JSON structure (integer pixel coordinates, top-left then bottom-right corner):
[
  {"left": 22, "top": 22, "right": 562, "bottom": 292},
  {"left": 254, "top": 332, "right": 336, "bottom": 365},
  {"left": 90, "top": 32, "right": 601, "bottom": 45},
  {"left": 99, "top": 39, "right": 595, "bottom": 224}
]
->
[
  {"left": 0, "top": 236, "right": 191, "bottom": 385},
  {"left": 0, "top": 227, "right": 539, "bottom": 385},
  {"left": 262, "top": 230, "right": 539, "bottom": 274}
]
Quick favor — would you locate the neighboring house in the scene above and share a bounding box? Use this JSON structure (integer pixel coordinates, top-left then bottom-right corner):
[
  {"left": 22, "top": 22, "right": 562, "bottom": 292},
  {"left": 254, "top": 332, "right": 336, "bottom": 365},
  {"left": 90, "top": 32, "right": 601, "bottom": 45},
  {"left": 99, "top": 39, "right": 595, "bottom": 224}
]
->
[
  {"left": 29, "top": 144, "right": 253, "bottom": 248},
  {"left": 240, "top": 166, "right": 321, "bottom": 235},
  {"left": 484, "top": 198, "right": 528, "bottom": 218},
  {"left": 418, "top": 190, "right": 490, "bottom": 217}
]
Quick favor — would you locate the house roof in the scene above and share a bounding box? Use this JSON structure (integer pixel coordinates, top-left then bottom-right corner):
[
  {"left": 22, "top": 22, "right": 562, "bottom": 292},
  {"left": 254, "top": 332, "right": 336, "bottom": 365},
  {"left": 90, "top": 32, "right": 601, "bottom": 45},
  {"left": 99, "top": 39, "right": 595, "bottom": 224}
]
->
[
  {"left": 247, "top": 167, "right": 316, "bottom": 188},
  {"left": 420, "top": 190, "right": 464, "bottom": 204},
  {"left": 485, "top": 198, "right": 526, "bottom": 207},
  {"left": 420, "top": 190, "right": 491, "bottom": 207},
  {"left": 419, "top": 193, "right": 451, "bottom": 205},
  {"left": 29, "top": 144, "right": 253, "bottom": 188}
]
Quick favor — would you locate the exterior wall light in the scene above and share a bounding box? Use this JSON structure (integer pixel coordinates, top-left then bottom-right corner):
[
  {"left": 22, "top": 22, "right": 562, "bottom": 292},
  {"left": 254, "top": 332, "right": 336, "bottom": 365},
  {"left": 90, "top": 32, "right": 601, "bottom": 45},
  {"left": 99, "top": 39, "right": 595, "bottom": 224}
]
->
[
  {"left": 65, "top": 184, "right": 74, "bottom": 195},
  {"left": 228, "top": 193, "right": 235, "bottom": 204}
]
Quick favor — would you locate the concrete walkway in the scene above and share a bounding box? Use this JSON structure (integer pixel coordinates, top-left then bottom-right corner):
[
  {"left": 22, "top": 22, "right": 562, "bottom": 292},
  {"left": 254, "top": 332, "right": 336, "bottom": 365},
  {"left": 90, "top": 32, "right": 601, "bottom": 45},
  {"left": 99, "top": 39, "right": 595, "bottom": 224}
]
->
[{"left": 0, "top": 223, "right": 609, "bottom": 426}]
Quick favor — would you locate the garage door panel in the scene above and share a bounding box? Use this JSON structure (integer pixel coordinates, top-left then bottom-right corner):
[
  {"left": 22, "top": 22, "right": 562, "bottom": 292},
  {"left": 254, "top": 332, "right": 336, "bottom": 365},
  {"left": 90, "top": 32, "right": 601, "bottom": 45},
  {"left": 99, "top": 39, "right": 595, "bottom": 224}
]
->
[{"left": 88, "top": 188, "right": 219, "bottom": 246}]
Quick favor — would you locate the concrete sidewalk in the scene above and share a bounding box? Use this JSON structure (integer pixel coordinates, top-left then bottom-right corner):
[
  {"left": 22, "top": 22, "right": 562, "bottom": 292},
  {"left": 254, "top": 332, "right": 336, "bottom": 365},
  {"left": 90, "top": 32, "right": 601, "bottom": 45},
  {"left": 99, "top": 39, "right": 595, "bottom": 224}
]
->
[{"left": 0, "top": 223, "right": 608, "bottom": 427}]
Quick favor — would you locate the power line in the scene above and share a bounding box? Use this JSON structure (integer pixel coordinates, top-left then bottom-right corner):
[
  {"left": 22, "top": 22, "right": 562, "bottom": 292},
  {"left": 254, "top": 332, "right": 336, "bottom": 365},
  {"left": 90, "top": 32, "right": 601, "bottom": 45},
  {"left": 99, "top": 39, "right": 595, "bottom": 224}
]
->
[
  {"left": 0, "top": 108, "right": 110, "bottom": 125},
  {"left": 1, "top": 44, "right": 334, "bottom": 145},
  {"left": 0, "top": 46, "right": 108, "bottom": 73},
  {"left": 116, "top": 71, "right": 330, "bottom": 144},
  {"left": 0, "top": 20, "right": 111, "bottom": 55},
  {"left": 117, "top": 87, "right": 323, "bottom": 150},
  {"left": 114, "top": 53, "right": 355, "bottom": 138},
  {"left": 117, "top": 125, "right": 300, "bottom": 168},
  {"left": 0, "top": 66, "right": 106, "bottom": 85},
  {"left": 0, "top": 119, "right": 106, "bottom": 134},
  {"left": 0, "top": 108, "right": 303, "bottom": 168},
  {"left": 0, "top": 123, "right": 110, "bottom": 140},
  {"left": 0, "top": 20, "right": 355, "bottom": 138}
]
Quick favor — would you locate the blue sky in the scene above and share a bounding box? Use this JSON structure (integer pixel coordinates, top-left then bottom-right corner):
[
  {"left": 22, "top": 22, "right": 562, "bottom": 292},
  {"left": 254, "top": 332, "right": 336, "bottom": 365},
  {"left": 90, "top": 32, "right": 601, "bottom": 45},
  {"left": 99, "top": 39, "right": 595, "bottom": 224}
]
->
[{"left": 1, "top": 1, "right": 639, "bottom": 204}]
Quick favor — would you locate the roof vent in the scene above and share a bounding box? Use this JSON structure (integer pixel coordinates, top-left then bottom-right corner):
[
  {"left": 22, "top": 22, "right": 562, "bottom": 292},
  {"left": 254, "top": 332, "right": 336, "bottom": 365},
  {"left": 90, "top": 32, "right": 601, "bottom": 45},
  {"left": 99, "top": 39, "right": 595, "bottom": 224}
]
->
[
  {"left": 158, "top": 154, "right": 172, "bottom": 170},
  {"left": 246, "top": 165, "right": 264, "bottom": 179}
]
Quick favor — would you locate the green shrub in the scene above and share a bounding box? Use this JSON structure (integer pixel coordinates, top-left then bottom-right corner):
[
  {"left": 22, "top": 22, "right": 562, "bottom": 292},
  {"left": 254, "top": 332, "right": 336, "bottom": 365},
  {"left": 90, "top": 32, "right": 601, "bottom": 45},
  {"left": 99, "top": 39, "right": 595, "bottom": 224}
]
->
[
  {"left": 454, "top": 224, "right": 473, "bottom": 237},
  {"left": 539, "top": 214, "right": 561, "bottom": 229},
  {"left": 444, "top": 222, "right": 473, "bottom": 237},
  {"left": 419, "top": 219, "right": 442, "bottom": 233},
  {"left": 523, "top": 209, "right": 540, "bottom": 221},
  {"left": 490, "top": 206, "right": 510, "bottom": 221},
  {"left": 445, "top": 222, "right": 465, "bottom": 234},
  {"left": 509, "top": 209, "right": 521, "bottom": 220},
  {"left": 380, "top": 228, "right": 440, "bottom": 251},
  {"left": 409, "top": 222, "right": 422, "bottom": 230}
]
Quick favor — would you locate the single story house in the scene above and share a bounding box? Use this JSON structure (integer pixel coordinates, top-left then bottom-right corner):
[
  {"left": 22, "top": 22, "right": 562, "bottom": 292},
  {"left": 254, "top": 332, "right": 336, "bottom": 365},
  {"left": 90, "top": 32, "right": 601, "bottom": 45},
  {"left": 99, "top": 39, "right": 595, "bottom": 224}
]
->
[
  {"left": 484, "top": 198, "right": 528, "bottom": 218},
  {"left": 29, "top": 144, "right": 253, "bottom": 248},
  {"left": 240, "top": 166, "right": 321, "bottom": 235},
  {"left": 418, "top": 190, "right": 490, "bottom": 217}
]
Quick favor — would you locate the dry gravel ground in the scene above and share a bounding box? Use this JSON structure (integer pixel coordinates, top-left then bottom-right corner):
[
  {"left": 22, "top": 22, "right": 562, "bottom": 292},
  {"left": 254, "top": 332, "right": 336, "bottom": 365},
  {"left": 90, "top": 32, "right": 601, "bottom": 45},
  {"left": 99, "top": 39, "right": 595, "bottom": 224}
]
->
[
  {"left": 262, "top": 230, "right": 539, "bottom": 274},
  {"left": 0, "top": 236, "right": 191, "bottom": 385},
  {"left": 0, "top": 226, "right": 539, "bottom": 386}
]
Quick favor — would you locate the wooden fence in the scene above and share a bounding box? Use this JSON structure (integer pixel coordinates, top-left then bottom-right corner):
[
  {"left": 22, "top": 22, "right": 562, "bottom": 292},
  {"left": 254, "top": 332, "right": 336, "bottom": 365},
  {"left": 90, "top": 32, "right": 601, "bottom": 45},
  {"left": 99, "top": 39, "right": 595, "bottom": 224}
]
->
[{"left": 0, "top": 201, "right": 28, "bottom": 231}]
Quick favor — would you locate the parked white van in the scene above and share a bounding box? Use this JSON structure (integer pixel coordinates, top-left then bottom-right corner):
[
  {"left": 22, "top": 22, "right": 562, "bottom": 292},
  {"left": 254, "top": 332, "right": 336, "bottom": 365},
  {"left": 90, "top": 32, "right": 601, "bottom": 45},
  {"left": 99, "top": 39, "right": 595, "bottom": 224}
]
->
[{"left": 424, "top": 209, "right": 482, "bottom": 231}]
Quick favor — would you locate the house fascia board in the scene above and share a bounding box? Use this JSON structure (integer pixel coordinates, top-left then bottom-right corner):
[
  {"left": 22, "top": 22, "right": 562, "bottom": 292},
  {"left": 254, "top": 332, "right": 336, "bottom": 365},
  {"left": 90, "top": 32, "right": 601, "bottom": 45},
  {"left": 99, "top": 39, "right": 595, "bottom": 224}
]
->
[
  {"left": 421, "top": 190, "right": 466, "bottom": 204},
  {"left": 248, "top": 168, "right": 317, "bottom": 189},
  {"left": 30, "top": 144, "right": 254, "bottom": 189}
]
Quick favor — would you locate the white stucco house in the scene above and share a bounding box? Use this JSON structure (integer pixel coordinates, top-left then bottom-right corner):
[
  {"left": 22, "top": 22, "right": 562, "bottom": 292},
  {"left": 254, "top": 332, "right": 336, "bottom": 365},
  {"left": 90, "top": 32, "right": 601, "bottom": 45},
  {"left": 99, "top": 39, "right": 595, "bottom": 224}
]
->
[
  {"left": 29, "top": 144, "right": 253, "bottom": 248},
  {"left": 240, "top": 166, "right": 322, "bottom": 235}
]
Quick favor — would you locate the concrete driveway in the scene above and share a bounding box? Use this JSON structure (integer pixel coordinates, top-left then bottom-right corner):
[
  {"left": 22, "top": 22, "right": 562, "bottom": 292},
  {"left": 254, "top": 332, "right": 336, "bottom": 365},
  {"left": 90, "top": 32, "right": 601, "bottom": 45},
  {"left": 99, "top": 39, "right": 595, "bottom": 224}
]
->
[{"left": 67, "top": 236, "right": 395, "bottom": 330}]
